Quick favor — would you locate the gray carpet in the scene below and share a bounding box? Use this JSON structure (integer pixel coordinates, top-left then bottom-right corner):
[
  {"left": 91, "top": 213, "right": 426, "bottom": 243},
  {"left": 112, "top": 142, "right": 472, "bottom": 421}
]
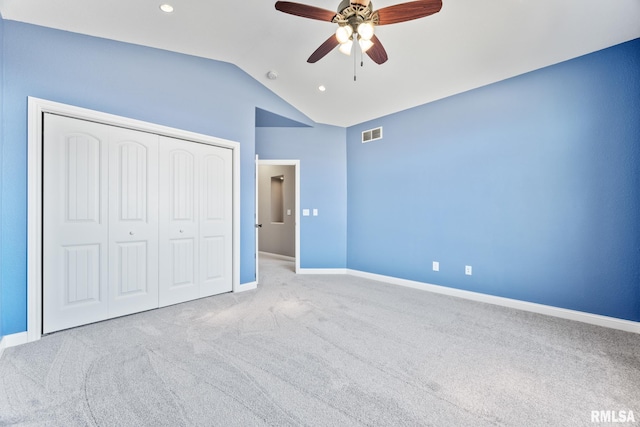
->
[{"left": 1, "top": 253, "right": 638, "bottom": 426}]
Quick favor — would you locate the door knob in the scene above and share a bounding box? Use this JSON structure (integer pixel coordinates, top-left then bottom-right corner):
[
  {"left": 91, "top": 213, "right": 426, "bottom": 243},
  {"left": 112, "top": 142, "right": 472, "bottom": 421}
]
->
[
  {"left": 129, "top": 231, "right": 134, "bottom": 235},
  {"left": 179, "top": 230, "right": 184, "bottom": 233},
  {"left": 255, "top": 224, "right": 263, "bottom": 228}
]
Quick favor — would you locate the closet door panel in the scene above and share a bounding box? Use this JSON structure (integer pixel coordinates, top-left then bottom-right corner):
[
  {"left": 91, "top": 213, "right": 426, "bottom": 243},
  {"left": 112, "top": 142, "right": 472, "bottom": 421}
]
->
[
  {"left": 159, "top": 138, "right": 233, "bottom": 303},
  {"left": 43, "top": 114, "right": 109, "bottom": 333},
  {"left": 159, "top": 138, "right": 199, "bottom": 306},
  {"left": 199, "top": 147, "right": 233, "bottom": 297},
  {"left": 108, "top": 128, "right": 159, "bottom": 317}
]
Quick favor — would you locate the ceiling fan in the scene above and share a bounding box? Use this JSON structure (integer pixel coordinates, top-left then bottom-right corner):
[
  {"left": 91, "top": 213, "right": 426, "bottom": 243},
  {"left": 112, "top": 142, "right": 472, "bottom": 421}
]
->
[{"left": 274, "top": 0, "right": 443, "bottom": 64}]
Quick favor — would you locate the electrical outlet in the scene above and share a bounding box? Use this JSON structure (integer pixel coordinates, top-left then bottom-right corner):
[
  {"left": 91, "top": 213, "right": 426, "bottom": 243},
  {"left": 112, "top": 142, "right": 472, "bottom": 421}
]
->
[
  {"left": 465, "top": 265, "right": 472, "bottom": 276},
  {"left": 432, "top": 261, "right": 439, "bottom": 272}
]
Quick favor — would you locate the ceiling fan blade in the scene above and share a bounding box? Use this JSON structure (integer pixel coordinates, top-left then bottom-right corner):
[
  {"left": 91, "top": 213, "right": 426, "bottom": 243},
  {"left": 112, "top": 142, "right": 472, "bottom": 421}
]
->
[
  {"left": 366, "top": 35, "right": 388, "bottom": 64},
  {"left": 275, "top": 1, "right": 337, "bottom": 22},
  {"left": 376, "top": 0, "right": 442, "bottom": 25},
  {"left": 308, "top": 34, "right": 340, "bottom": 63}
]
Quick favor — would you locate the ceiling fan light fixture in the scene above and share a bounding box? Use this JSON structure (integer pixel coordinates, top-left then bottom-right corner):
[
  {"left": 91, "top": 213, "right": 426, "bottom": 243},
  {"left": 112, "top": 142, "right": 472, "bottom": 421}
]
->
[
  {"left": 335, "top": 25, "right": 353, "bottom": 44},
  {"left": 357, "top": 22, "right": 374, "bottom": 40},
  {"left": 338, "top": 39, "right": 353, "bottom": 55},
  {"left": 358, "top": 38, "right": 374, "bottom": 53}
]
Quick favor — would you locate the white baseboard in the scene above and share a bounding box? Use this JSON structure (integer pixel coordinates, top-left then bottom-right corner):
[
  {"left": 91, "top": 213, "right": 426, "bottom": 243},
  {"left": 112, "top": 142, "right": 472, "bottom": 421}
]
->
[
  {"left": 259, "top": 251, "right": 295, "bottom": 262},
  {"left": 0, "top": 331, "right": 30, "bottom": 359},
  {"left": 347, "top": 269, "right": 640, "bottom": 334},
  {"left": 236, "top": 281, "right": 257, "bottom": 292},
  {"left": 299, "top": 268, "right": 348, "bottom": 275}
]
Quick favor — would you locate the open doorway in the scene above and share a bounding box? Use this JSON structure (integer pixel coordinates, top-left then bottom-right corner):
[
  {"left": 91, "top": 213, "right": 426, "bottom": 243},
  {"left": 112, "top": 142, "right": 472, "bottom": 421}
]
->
[{"left": 255, "top": 159, "right": 300, "bottom": 282}]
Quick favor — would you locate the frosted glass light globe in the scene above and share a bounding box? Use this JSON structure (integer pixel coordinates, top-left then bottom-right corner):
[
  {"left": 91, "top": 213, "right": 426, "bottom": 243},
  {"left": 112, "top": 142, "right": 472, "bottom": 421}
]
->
[
  {"left": 336, "top": 25, "right": 353, "bottom": 44},
  {"left": 357, "top": 22, "right": 374, "bottom": 40}
]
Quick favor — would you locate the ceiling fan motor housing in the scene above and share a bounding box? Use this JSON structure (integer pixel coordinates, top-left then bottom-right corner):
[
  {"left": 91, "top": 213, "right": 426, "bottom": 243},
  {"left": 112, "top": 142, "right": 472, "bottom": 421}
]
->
[{"left": 334, "top": 0, "right": 377, "bottom": 29}]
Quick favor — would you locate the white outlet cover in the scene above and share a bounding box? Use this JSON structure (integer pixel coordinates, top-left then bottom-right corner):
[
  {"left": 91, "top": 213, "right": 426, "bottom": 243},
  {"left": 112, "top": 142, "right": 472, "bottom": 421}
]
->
[
  {"left": 313, "top": 209, "right": 318, "bottom": 216},
  {"left": 432, "top": 261, "right": 439, "bottom": 272},
  {"left": 465, "top": 265, "right": 472, "bottom": 275}
]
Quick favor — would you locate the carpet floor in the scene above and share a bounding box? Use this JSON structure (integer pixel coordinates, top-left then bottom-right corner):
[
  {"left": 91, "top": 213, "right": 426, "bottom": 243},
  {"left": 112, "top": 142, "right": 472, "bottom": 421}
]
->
[{"left": 0, "top": 253, "right": 638, "bottom": 426}]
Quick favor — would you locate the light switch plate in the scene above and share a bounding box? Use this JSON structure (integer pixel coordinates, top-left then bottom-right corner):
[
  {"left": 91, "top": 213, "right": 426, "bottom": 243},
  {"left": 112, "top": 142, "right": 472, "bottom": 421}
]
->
[
  {"left": 302, "top": 209, "right": 310, "bottom": 216},
  {"left": 432, "top": 261, "right": 439, "bottom": 272},
  {"left": 287, "top": 209, "right": 291, "bottom": 216},
  {"left": 313, "top": 209, "right": 318, "bottom": 216}
]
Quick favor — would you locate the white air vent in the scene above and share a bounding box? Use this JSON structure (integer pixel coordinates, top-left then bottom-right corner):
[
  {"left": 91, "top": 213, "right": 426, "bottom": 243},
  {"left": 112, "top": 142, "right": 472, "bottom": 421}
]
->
[{"left": 362, "top": 126, "right": 383, "bottom": 143}]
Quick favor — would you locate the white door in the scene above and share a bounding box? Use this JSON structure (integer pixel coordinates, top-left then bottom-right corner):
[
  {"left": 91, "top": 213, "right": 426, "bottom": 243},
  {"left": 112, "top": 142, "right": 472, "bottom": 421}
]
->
[
  {"left": 108, "top": 127, "right": 159, "bottom": 317},
  {"left": 44, "top": 114, "right": 160, "bottom": 332},
  {"left": 199, "top": 144, "right": 233, "bottom": 297},
  {"left": 43, "top": 114, "right": 109, "bottom": 333},
  {"left": 158, "top": 137, "right": 233, "bottom": 306},
  {"left": 159, "top": 138, "right": 200, "bottom": 306}
]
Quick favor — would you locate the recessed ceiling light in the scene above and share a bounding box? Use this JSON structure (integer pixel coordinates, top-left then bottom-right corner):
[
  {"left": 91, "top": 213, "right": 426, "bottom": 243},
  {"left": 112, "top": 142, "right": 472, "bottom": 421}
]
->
[
  {"left": 318, "top": 85, "right": 326, "bottom": 92},
  {"left": 159, "top": 4, "right": 174, "bottom": 13}
]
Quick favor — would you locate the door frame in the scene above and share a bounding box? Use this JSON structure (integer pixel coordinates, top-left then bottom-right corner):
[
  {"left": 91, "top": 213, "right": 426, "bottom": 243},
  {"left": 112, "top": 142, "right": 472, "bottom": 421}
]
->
[
  {"left": 256, "top": 159, "right": 300, "bottom": 275},
  {"left": 27, "top": 97, "right": 241, "bottom": 342}
]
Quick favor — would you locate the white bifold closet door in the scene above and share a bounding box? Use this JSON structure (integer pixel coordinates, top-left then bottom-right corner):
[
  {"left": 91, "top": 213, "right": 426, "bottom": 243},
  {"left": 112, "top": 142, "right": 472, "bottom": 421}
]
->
[
  {"left": 107, "top": 126, "right": 160, "bottom": 319},
  {"left": 44, "top": 116, "right": 111, "bottom": 333},
  {"left": 158, "top": 137, "right": 233, "bottom": 307},
  {"left": 43, "top": 114, "right": 232, "bottom": 334}
]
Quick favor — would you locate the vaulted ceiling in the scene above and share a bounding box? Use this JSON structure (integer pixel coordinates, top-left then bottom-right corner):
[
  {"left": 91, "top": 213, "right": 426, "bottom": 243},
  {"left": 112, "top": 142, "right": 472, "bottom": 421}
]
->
[{"left": 1, "top": 0, "right": 639, "bottom": 127}]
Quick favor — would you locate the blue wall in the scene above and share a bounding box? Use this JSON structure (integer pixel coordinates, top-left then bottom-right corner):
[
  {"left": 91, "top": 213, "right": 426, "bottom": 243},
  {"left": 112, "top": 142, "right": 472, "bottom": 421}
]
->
[
  {"left": 256, "top": 126, "right": 348, "bottom": 268},
  {"left": 0, "top": 13, "right": 4, "bottom": 338},
  {"left": 347, "top": 39, "right": 640, "bottom": 322},
  {"left": 0, "top": 20, "right": 315, "bottom": 335}
]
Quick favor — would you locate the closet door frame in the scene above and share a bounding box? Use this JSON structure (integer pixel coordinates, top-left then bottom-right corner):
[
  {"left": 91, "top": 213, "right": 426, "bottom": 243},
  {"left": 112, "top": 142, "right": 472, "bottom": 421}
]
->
[{"left": 27, "top": 97, "right": 241, "bottom": 342}]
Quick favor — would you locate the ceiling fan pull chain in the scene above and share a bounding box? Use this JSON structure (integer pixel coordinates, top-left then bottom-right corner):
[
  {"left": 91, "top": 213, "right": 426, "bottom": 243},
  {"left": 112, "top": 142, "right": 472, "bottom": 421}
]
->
[{"left": 353, "top": 45, "right": 357, "bottom": 81}]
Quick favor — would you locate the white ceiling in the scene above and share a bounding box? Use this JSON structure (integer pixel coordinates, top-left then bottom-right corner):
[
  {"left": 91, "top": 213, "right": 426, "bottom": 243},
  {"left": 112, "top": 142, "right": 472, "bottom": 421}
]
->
[{"left": 1, "top": 0, "right": 639, "bottom": 127}]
